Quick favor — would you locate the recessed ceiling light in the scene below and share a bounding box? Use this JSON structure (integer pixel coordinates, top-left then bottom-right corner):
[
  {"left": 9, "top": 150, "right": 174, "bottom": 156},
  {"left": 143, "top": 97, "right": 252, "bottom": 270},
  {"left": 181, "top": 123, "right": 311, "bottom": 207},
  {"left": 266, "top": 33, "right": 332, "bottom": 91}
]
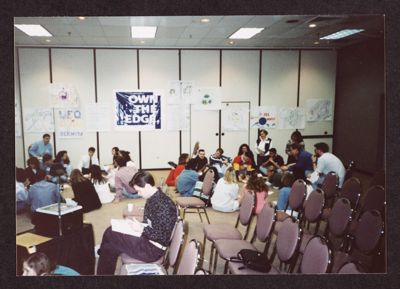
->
[
  {"left": 309, "top": 23, "right": 317, "bottom": 28},
  {"left": 131, "top": 26, "right": 157, "bottom": 38},
  {"left": 314, "top": 41, "right": 319, "bottom": 45},
  {"left": 201, "top": 18, "right": 210, "bottom": 23},
  {"left": 45, "top": 39, "right": 51, "bottom": 42},
  {"left": 14, "top": 24, "right": 52, "bottom": 37},
  {"left": 78, "top": 17, "right": 86, "bottom": 20},
  {"left": 229, "top": 40, "right": 235, "bottom": 45},
  {"left": 229, "top": 28, "right": 264, "bottom": 39},
  {"left": 140, "top": 40, "right": 145, "bottom": 44},
  {"left": 320, "top": 29, "right": 364, "bottom": 40}
]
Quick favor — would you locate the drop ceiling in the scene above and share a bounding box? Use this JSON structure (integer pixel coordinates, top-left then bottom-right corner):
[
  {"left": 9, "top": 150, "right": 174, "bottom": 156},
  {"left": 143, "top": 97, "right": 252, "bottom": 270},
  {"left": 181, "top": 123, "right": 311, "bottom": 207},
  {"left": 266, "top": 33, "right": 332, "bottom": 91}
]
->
[{"left": 14, "top": 15, "right": 384, "bottom": 49}]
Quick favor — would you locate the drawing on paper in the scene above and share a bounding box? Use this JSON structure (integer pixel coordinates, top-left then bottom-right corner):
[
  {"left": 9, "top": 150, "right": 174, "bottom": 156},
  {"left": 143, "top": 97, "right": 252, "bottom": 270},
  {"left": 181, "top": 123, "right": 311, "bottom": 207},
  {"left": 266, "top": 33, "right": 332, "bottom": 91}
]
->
[
  {"left": 23, "top": 108, "right": 55, "bottom": 133},
  {"left": 306, "top": 99, "right": 333, "bottom": 122},
  {"left": 49, "top": 83, "right": 79, "bottom": 108},
  {"left": 278, "top": 107, "right": 306, "bottom": 129},
  {"left": 166, "top": 104, "right": 190, "bottom": 131},
  {"left": 167, "top": 81, "right": 195, "bottom": 104},
  {"left": 222, "top": 107, "right": 249, "bottom": 131},
  {"left": 56, "top": 108, "right": 84, "bottom": 138},
  {"left": 192, "top": 87, "right": 221, "bottom": 110},
  {"left": 250, "top": 106, "right": 277, "bottom": 129}
]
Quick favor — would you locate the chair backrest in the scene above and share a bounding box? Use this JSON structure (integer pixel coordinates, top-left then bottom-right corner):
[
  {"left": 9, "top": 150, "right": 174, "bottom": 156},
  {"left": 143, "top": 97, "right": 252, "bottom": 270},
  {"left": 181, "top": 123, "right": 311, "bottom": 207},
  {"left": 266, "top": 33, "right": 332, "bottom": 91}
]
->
[
  {"left": 276, "top": 218, "right": 300, "bottom": 263},
  {"left": 354, "top": 210, "right": 384, "bottom": 254},
  {"left": 321, "top": 172, "right": 338, "bottom": 200},
  {"left": 338, "top": 262, "right": 364, "bottom": 273},
  {"left": 239, "top": 191, "right": 255, "bottom": 226},
  {"left": 340, "top": 177, "right": 362, "bottom": 210},
  {"left": 328, "top": 197, "right": 352, "bottom": 237},
  {"left": 303, "top": 189, "right": 325, "bottom": 223},
  {"left": 287, "top": 179, "right": 307, "bottom": 211},
  {"left": 176, "top": 239, "right": 201, "bottom": 275},
  {"left": 361, "top": 185, "right": 385, "bottom": 214},
  {"left": 253, "top": 203, "right": 275, "bottom": 243},
  {"left": 168, "top": 219, "right": 186, "bottom": 270},
  {"left": 202, "top": 169, "right": 214, "bottom": 196},
  {"left": 300, "top": 236, "right": 331, "bottom": 274}
]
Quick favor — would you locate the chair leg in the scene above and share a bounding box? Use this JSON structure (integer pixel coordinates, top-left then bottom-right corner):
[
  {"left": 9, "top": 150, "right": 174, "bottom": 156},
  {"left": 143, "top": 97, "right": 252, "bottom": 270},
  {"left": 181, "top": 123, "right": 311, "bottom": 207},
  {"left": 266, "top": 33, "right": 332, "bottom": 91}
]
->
[
  {"left": 209, "top": 243, "right": 215, "bottom": 272},
  {"left": 182, "top": 208, "right": 186, "bottom": 220},
  {"left": 223, "top": 260, "right": 229, "bottom": 274},
  {"left": 203, "top": 208, "right": 211, "bottom": 224},
  {"left": 212, "top": 251, "right": 219, "bottom": 274},
  {"left": 201, "top": 235, "right": 207, "bottom": 268},
  {"left": 197, "top": 208, "right": 203, "bottom": 222}
]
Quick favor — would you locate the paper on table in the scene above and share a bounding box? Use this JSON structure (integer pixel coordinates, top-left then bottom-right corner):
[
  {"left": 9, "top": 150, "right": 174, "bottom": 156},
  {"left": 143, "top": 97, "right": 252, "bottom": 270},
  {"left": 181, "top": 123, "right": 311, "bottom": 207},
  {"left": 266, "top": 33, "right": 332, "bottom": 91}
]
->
[
  {"left": 125, "top": 263, "right": 165, "bottom": 275},
  {"left": 308, "top": 170, "right": 319, "bottom": 183},
  {"left": 16, "top": 232, "right": 52, "bottom": 248},
  {"left": 111, "top": 219, "right": 147, "bottom": 237}
]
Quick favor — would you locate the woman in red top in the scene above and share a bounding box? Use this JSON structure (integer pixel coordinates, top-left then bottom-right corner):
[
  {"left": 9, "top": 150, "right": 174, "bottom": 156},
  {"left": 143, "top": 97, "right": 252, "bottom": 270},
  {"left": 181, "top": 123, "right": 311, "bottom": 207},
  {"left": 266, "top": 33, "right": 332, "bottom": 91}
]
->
[{"left": 165, "top": 153, "right": 189, "bottom": 186}]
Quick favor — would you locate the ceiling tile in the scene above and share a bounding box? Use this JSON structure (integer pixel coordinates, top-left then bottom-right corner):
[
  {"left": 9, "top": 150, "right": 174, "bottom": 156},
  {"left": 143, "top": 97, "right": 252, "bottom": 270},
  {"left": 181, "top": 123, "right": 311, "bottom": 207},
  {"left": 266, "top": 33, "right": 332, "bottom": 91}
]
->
[
  {"left": 98, "top": 16, "right": 131, "bottom": 26},
  {"left": 15, "top": 36, "right": 40, "bottom": 45},
  {"left": 53, "top": 36, "right": 87, "bottom": 45},
  {"left": 105, "top": 37, "right": 135, "bottom": 46},
  {"left": 180, "top": 26, "right": 212, "bottom": 38},
  {"left": 72, "top": 24, "right": 105, "bottom": 37},
  {"left": 83, "top": 37, "right": 109, "bottom": 46},
  {"left": 129, "top": 16, "right": 161, "bottom": 26},
  {"left": 175, "top": 38, "right": 201, "bottom": 46},
  {"left": 102, "top": 26, "right": 130, "bottom": 37},
  {"left": 154, "top": 38, "right": 178, "bottom": 46},
  {"left": 156, "top": 26, "right": 185, "bottom": 39}
]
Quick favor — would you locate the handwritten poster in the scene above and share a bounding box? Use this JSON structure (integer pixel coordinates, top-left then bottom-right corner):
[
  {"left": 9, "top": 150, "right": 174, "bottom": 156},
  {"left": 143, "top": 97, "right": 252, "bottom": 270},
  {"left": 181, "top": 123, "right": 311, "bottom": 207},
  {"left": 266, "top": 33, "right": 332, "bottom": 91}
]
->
[
  {"left": 278, "top": 107, "right": 306, "bottom": 129},
  {"left": 222, "top": 107, "right": 249, "bottom": 131},
  {"left": 49, "top": 83, "right": 79, "bottom": 108},
  {"left": 250, "top": 106, "right": 277, "bottom": 129},
  {"left": 192, "top": 87, "right": 222, "bottom": 110},
  {"left": 23, "top": 108, "right": 54, "bottom": 133},
  {"left": 167, "top": 80, "right": 195, "bottom": 104},
  {"left": 114, "top": 90, "right": 164, "bottom": 131},
  {"left": 56, "top": 108, "right": 84, "bottom": 138},
  {"left": 306, "top": 99, "right": 333, "bottom": 122},
  {"left": 85, "top": 103, "right": 112, "bottom": 132},
  {"left": 166, "top": 104, "right": 190, "bottom": 131}
]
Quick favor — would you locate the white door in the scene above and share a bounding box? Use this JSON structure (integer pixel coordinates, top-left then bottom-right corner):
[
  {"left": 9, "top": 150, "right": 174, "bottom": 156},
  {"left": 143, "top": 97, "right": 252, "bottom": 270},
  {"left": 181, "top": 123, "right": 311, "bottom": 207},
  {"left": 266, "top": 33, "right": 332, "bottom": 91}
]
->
[{"left": 190, "top": 107, "right": 219, "bottom": 157}]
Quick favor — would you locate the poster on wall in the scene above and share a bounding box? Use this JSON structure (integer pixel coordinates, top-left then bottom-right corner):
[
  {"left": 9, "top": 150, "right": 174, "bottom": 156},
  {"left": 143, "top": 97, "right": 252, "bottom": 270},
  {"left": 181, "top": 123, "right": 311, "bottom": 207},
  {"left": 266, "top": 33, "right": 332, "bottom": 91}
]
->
[
  {"left": 306, "top": 98, "right": 333, "bottom": 122},
  {"left": 192, "top": 87, "right": 222, "bottom": 110},
  {"left": 49, "top": 83, "right": 79, "bottom": 108},
  {"left": 250, "top": 106, "right": 278, "bottom": 129},
  {"left": 222, "top": 107, "right": 249, "bottom": 131},
  {"left": 56, "top": 108, "right": 84, "bottom": 138},
  {"left": 85, "top": 103, "right": 112, "bottom": 132},
  {"left": 166, "top": 104, "right": 190, "bottom": 131},
  {"left": 114, "top": 90, "right": 164, "bottom": 131},
  {"left": 23, "top": 108, "right": 54, "bottom": 133},
  {"left": 278, "top": 107, "right": 306, "bottom": 129},
  {"left": 167, "top": 80, "right": 195, "bottom": 104}
]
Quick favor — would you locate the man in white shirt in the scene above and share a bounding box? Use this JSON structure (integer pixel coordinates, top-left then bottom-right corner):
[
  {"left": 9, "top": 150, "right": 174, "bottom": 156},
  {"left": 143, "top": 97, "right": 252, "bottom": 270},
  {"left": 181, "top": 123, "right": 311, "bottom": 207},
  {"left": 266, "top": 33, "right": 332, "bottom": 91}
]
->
[
  {"left": 77, "top": 147, "right": 99, "bottom": 175},
  {"left": 313, "top": 142, "right": 346, "bottom": 188}
]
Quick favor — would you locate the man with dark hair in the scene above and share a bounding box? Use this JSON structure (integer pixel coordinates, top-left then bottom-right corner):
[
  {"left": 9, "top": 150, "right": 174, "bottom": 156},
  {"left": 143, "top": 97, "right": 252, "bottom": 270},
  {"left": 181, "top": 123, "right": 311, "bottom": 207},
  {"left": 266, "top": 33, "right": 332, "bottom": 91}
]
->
[
  {"left": 313, "top": 142, "right": 346, "bottom": 188},
  {"left": 209, "top": 147, "right": 231, "bottom": 177},
  {"left": 28, "top": 171, "right": 60, "bottom": 213},
  {"left": 77, "top": 147, "right": 99, "bottom": 175},
  {"left": 259, "top": 148, "right": 285, "bottom": 175},
  {"left": 192, "top": 149, "right": 208, "bottom": 173},
  {"left": 281, "top": 143, "right": 313, "bottom": 180},
  {"left": 113, "top": 155, "right": 139, "bottom": 203},
  {"left": 176, "top": 158, "right": 199, "bottom": 197},
  {"left": 28, "top": 134, "right": 53, "bottom": 159}
]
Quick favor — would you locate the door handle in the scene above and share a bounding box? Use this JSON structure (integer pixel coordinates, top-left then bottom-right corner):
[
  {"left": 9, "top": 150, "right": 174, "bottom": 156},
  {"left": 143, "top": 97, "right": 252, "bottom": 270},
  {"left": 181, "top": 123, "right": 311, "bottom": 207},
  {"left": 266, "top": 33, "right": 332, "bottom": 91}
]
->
[
  {"left": 215, "top": 133, "right": 219, "bottom": 136},
  {"left": 221, "top": 133, "right": 225, "bottom": 136}
]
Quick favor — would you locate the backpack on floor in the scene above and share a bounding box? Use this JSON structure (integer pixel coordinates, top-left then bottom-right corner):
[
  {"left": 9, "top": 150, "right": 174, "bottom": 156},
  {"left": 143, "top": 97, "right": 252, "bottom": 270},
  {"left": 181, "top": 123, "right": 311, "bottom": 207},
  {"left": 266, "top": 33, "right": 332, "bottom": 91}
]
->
[{"left": 230, "top": 249, "right": 271, "bottom": 273}]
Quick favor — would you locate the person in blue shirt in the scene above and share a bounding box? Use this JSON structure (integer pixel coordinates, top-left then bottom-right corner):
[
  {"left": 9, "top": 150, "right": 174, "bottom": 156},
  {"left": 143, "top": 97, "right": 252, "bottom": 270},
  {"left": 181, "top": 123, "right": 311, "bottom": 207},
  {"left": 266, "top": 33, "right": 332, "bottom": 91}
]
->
[
  {"left": 281, "top": 143, "right": 313, "bottom": 180},
  {"left": 28, "top": 171, "right": 60, "bottom": 213},
  {"left": 276, "top": 172, "right": 296, "bottom": 210},
  {"left": 28, "top": 133, "right": 53, "bottom": 159},
  {"left": 176, "top": 158, "right": 199, "bottom": 197}
]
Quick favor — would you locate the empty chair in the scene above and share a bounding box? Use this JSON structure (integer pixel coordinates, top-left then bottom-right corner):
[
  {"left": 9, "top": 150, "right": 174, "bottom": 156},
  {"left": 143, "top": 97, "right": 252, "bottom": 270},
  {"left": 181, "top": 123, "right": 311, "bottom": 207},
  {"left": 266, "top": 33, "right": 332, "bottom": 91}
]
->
[
  {"left": 228, "top": 217, "right": 301, "bottom": 275},
  {"left": 176, "top": 239, "right": 202, "bottom": 275},
  {"left": 175, "top": 169, "right": 214, "bottom": 224},
  {"left": 332, "top": 210, "right": 384, "bottom": 273},
  {"left": 202, "top": 191, "right": 255, "bottom": 271},
  {"left": 211, "top": 203, "right": 276, "bottom": 274},
  {"left": 320, "top": 172, "right": 338, "bottom": 208},
  {"left": 299, "top": 236, "right": 332, "bottom": 273},
  {"left": 337, "top": 262, "right": 365, "bottom": 274}
]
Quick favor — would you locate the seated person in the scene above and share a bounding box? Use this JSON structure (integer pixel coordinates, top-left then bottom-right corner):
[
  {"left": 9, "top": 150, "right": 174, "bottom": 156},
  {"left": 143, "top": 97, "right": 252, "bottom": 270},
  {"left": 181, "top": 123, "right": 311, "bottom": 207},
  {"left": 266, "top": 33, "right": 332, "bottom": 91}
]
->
[
  {"left": 77, "top": 147, "right": 99, "bottom": 175},
  {"left": 119, "top": 150, "right": 136, "bottom": 168},
  {"left": 24, "top": 157, "right": 43, "bottom": 186},
  {"left": 54, "top": 150, "right": 73, "bottom": 177},
  {"left": 70, "top": 169, "right": 102, "bottom": 213},
  {"left": 239, "top": 174, "right": 269, "bottom": 215},
  {"left": 22, "top": 252, "right": 79, "bottom": 276},
  {"left": 176, "top": 158, "right": 199, "bottom": 197},
  {"left": 209, "top": 148, "right": 231, "bottom": 178},
  {"left": 265, "top": 165, "right": 283, "bottom": 188},
  {"left": 28, "top": 133, "right": 53, "bottom": 159},
  {"left": 166, "top": 153, "right": 189, "bottom": 187},
  {"left": 237, "top": 143, "right": 256, "bottom": 168},
  {"left": 28, "top": 171, "right": 60, "bottom": 213},
  {"left": 259, "top": 148, "right": 284, "bottom": 175},
  {"left": 281, "top": 143, "right": 313, "bottom": 180},
  {"left": 90, "top": 164, "right": 115, "bottom": 204},
  {"left": 113, "top": 155, "right": 139, "bottom": 203},
  {"left": 232, "top": 151, "right": 254, "bottom": 179},
  {"left": 285, "top": 130, "right": 305, "bottom": 165},
  {"left": 211, "top": 167, "right": 240, "bottom": 212},
  {"left": 192, "top": 149, "right": 208, "bottom": 174},
  {"left": 276, "top": 172, "right": 296, "bottom": 210},
  {"left": 16, "top": 168, "right": 29, "bottom": 213},
  {"left": 96, "top": 171, "right": 178, "bottom": 275}
]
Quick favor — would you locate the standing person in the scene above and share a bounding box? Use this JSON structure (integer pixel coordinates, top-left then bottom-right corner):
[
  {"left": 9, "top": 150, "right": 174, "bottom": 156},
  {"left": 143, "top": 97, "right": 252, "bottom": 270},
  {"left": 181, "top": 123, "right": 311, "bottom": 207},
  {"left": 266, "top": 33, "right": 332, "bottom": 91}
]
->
[
  {"left": 313, "top": 142, "right": 346, "bottom": 188},
  {"left": 259, "top": 148, "right": 285, "bottom": 175},
  {"left": 96, "top": 171, "right": 178, "bottom": 275},
  {"left": 28, "top": 134, "right": 53, "bottom": 159},
  {"left": 77, "top": 147, "right": 99, "bottom": 175},
  {"left": 285, "top": 130, "right": 305, "bottom": 165},
  {"left": 209, "top": 148, "right": 231, "bottom": 178},
  {"left": 70, "top": 169, "right": 102, "bottom": 213},
  {"left": 54, "top": 150, "right": 73, "bottom": 177},
  {"left": 211, "top": 167, "right": 240, "bottom": 212},
  {"left": 28, "top": 171, "right": 60, "bottom": 213},
  {"left": 165, "top": 153, "right": 189, "bottom": 187},
  {"left": 24, "top": 157, "right": 43, "bottom": 186},
  {"left": 237, "top": 144, "right": 256, "bottom": 168},
  {"left": 254, "top": 129, "right": 272, "bottom": 167},
  {"left": 113, "top": 155, "right": 139, "bottom": 203},
  {"left": 90, "top": 164, "right": 115, "bottom": 204},
  {"left": 176, "top": 159, "right": 199, "bottom": 197},
  {"left": 281, "top": 143, "right": 313, "bottom": 180}
]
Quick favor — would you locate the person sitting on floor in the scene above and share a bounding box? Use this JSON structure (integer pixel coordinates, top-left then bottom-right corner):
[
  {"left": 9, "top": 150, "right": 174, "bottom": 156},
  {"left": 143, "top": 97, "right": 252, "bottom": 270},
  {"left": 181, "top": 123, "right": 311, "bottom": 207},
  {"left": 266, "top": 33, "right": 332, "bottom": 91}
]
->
[
  {"left": 259, "top": 148, "right": 284, "bottom": 175},
  {"left": 281, "top": 143, "right": 313, "bottom": 180},
  {"left": 232, "top": 151, "right": 254, "bottom": 179},
  {"left": 241, "top": 174, "right": 269, "bottom": 215},
  {"left": 54, "top": 150, "right": 73, "bottom": 178},
  {"left": 77, "top": 147, "right": 99, "bottom": 175},
  {"left": 265, "top": 165, "right": 283, "bottom": 189},
  {"left": 70, "top": 169, "right": 102, "bottom": 213},
  {"left": 276, "top": 172, "right": 296, "bottom": 211},
  {"left": 211, "top": 167, "right": 240, "bottom": 213},
  {"left": 176, "top": 158, "right": 199, "bottom": 197},
  {"left": 90, "top": 164, "right": 115, "bottom": 204},
  {"left": 119, "top": 150, "right": 136, "bottom": 168},
  {"left": 28, "top": 171, "right": 60, "bottom": 215},
  {"left": 24, "top": 157, "right": 43, "bottom": 186},
  {"left": 16, "top": 167, "right": 29, "bottom": 213},
  {"left": 113, "top": 155, "right": 140, "bottom": 203},
  {"left": 28, "top": 133, "right": 53, "bottom": 159},
  {"left": 209, "top": 147, "right": 231, "bottom": 178},
  {"left": 165, "top": 153, "right": 189, "bottom": 187},
  {"left": 22, "top": 252, "right": 79, "bottom": 276},
  {"left": 237, "top": 143, "right": 256, "bottom": 169},
  {"left": 96, "top": 171, "right": 178, "bottom": 275}
]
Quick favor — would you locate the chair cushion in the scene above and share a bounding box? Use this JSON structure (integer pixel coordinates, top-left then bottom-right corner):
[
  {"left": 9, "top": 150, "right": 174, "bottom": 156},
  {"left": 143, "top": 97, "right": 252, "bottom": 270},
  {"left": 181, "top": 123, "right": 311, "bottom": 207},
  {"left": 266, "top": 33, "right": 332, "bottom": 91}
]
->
[
  {"left": 214, "top": 239, "right": 256, "bottom": 259},
  {"left": 203, "top": 224, "right": 242, "bottom": 241},
  {"left": 228, "top": 261, "right": 279, "bottom": 275},
  {"left": 332, "top": 251, "right": 349, "bottom": 273},
  {"left": 121, "top": 253, "right": 164, "bottom": 265},
  {"left": 176, "top": 197, "right": 205, "bottom": 207}
]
